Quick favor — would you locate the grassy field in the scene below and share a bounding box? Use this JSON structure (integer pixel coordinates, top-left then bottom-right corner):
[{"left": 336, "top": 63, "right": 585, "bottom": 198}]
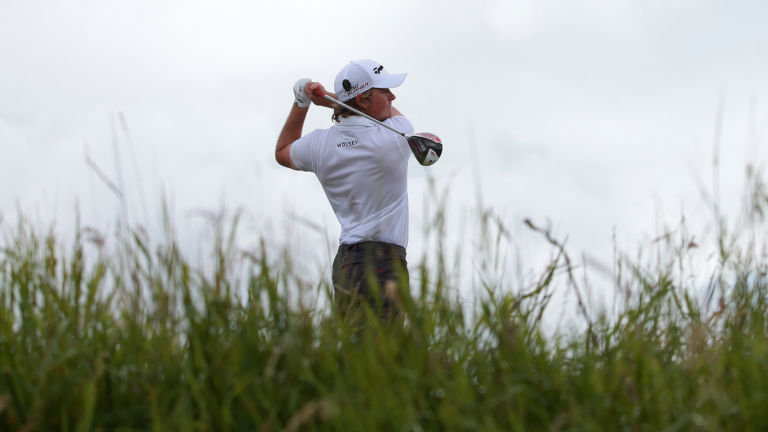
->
[{"left": 1, "top": 197, "right": 768, "bottom": 431}]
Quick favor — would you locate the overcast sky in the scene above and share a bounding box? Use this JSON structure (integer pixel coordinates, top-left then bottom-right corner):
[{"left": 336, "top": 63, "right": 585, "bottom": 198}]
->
[{"left": 2, "top": 0, "right": 767, "bottom": 312}]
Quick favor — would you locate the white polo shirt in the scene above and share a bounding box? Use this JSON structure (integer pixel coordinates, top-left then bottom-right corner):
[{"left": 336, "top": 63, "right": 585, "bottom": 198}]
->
[{"left": 290, "top": 115, "right": 414, "bottom": 248}]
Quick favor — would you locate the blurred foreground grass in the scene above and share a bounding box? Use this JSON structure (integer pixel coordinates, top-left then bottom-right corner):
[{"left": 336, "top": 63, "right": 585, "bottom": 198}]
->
[{"left": 1, "top": 196, "right": 768, "bottom": 431}]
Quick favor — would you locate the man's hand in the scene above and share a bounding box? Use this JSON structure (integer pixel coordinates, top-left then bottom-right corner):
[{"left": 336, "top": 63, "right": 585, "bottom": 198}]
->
[
  {"left": 306, "top": 82, "right": 337, "bottom": 108},
  {"left": 293, "top": 78, "right": 312, "bottom": 108}
]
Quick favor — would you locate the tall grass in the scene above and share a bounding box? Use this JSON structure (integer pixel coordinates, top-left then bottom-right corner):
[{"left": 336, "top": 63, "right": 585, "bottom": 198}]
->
[{"left": 2, "top": 180, "right": 768, "bottom": 431}]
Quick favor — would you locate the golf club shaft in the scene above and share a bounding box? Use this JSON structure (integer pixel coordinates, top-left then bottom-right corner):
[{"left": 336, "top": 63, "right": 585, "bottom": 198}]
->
[{"left": 322, "top": 94, "right": 405, "bottom": 137}]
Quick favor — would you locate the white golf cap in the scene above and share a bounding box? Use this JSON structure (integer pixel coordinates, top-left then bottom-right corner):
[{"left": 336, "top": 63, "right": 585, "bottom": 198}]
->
[{"left": 334, "top": 59, "right": 407, "bottom": 102}]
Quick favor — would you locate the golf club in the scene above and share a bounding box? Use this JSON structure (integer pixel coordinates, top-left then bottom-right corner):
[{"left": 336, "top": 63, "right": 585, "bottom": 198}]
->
[{"left": 315, "top": 91, "right": 443, "bottom": 166}]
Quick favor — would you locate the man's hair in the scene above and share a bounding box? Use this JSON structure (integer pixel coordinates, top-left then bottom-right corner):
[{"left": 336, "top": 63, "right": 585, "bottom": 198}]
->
[{"left": 332, "top": 89, "right": 374, "bottom": 123}]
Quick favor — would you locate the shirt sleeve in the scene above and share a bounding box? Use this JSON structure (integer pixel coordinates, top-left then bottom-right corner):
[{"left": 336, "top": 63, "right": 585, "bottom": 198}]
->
[
  {"left": 385, "top": 116, "right": 415, "bottom": 160},
  {"left": 289, "top": 130, "right": 321, "bottom": 172}
]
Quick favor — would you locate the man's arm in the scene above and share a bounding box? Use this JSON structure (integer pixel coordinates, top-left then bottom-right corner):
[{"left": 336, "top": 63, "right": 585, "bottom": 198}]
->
[
  {"left": 275, "top": 103, "right": 307, "bottom": 169},
  {"left": 275, "top": 81, "right": 336, "bottom": 170}
]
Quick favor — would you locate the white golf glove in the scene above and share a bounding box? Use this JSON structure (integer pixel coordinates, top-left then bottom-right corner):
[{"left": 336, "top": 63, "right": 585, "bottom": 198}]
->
[{"left": 293, "top": 78, "right": 312, "bottom": 108}]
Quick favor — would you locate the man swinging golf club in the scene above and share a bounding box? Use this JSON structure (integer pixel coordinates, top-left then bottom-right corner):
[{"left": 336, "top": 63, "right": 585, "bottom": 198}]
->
[{"left": 275, "top": 59, "right": 441, "bottom": 318}]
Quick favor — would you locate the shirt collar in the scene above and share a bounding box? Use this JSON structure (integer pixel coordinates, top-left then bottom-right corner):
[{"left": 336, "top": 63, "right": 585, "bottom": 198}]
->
[{"left": 338, "top": 115, "right": 376, "bottom": 127}]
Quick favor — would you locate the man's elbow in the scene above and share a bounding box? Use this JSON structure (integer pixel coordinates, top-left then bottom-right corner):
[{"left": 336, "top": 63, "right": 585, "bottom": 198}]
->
[
  {"left": 275, "top": 148, "right": 296, "bottom": 169},
  {"left": 275, "top": 151, "right": 288, "bottom": 168}
]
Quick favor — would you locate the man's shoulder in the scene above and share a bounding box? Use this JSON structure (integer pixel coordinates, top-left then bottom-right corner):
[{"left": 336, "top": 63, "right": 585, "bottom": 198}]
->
[
  {"left": 291, "top": 127, "right": 333, "bottom": 171},
  {"left": 296, "top": 127, "right": 333, "bottom": 144},
  {"left": 384, "top": 115, "right": 414, "bottom": 134}
]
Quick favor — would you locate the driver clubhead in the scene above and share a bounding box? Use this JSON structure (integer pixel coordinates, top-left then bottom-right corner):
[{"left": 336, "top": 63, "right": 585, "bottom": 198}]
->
[{"left": 407, "top": 132, "right": 443, "bottom": 166}]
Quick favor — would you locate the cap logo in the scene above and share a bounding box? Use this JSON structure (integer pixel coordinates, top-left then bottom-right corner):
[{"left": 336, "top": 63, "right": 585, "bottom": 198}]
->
[
  {"left": 373, "top": 65, "right": 384, "bottom": 74},
  {"left": 342, "top": 79, "right": 352, "bottom": 91},
  {"left": 342, "top": 81, "right": 370, "bottom": 98}
]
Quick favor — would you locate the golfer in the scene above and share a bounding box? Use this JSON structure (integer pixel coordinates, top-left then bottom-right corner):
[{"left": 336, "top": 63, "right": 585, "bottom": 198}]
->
[{"left": 275, "top": 59, "right": 414, "bottom": 317}]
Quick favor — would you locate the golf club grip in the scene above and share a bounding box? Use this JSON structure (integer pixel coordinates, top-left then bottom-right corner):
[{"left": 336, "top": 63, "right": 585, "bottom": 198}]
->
[{"left": 321, "top": 94, "right": 405, "bottom": 137}]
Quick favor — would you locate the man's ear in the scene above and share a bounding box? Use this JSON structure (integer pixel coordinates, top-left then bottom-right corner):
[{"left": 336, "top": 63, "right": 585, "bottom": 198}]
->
[{"left": 355, "top": 94, "right": 369, "bottom": 110}]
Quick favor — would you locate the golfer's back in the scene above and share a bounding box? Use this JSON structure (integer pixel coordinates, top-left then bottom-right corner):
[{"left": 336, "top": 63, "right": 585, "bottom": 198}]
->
[{"left": 290, "top": 115, "right": 413, "bottom": 247}]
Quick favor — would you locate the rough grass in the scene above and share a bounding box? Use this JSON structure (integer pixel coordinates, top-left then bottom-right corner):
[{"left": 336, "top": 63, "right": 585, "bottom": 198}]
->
[{"left": 1, "top": 194, "right": 768, "bottom": 431}]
